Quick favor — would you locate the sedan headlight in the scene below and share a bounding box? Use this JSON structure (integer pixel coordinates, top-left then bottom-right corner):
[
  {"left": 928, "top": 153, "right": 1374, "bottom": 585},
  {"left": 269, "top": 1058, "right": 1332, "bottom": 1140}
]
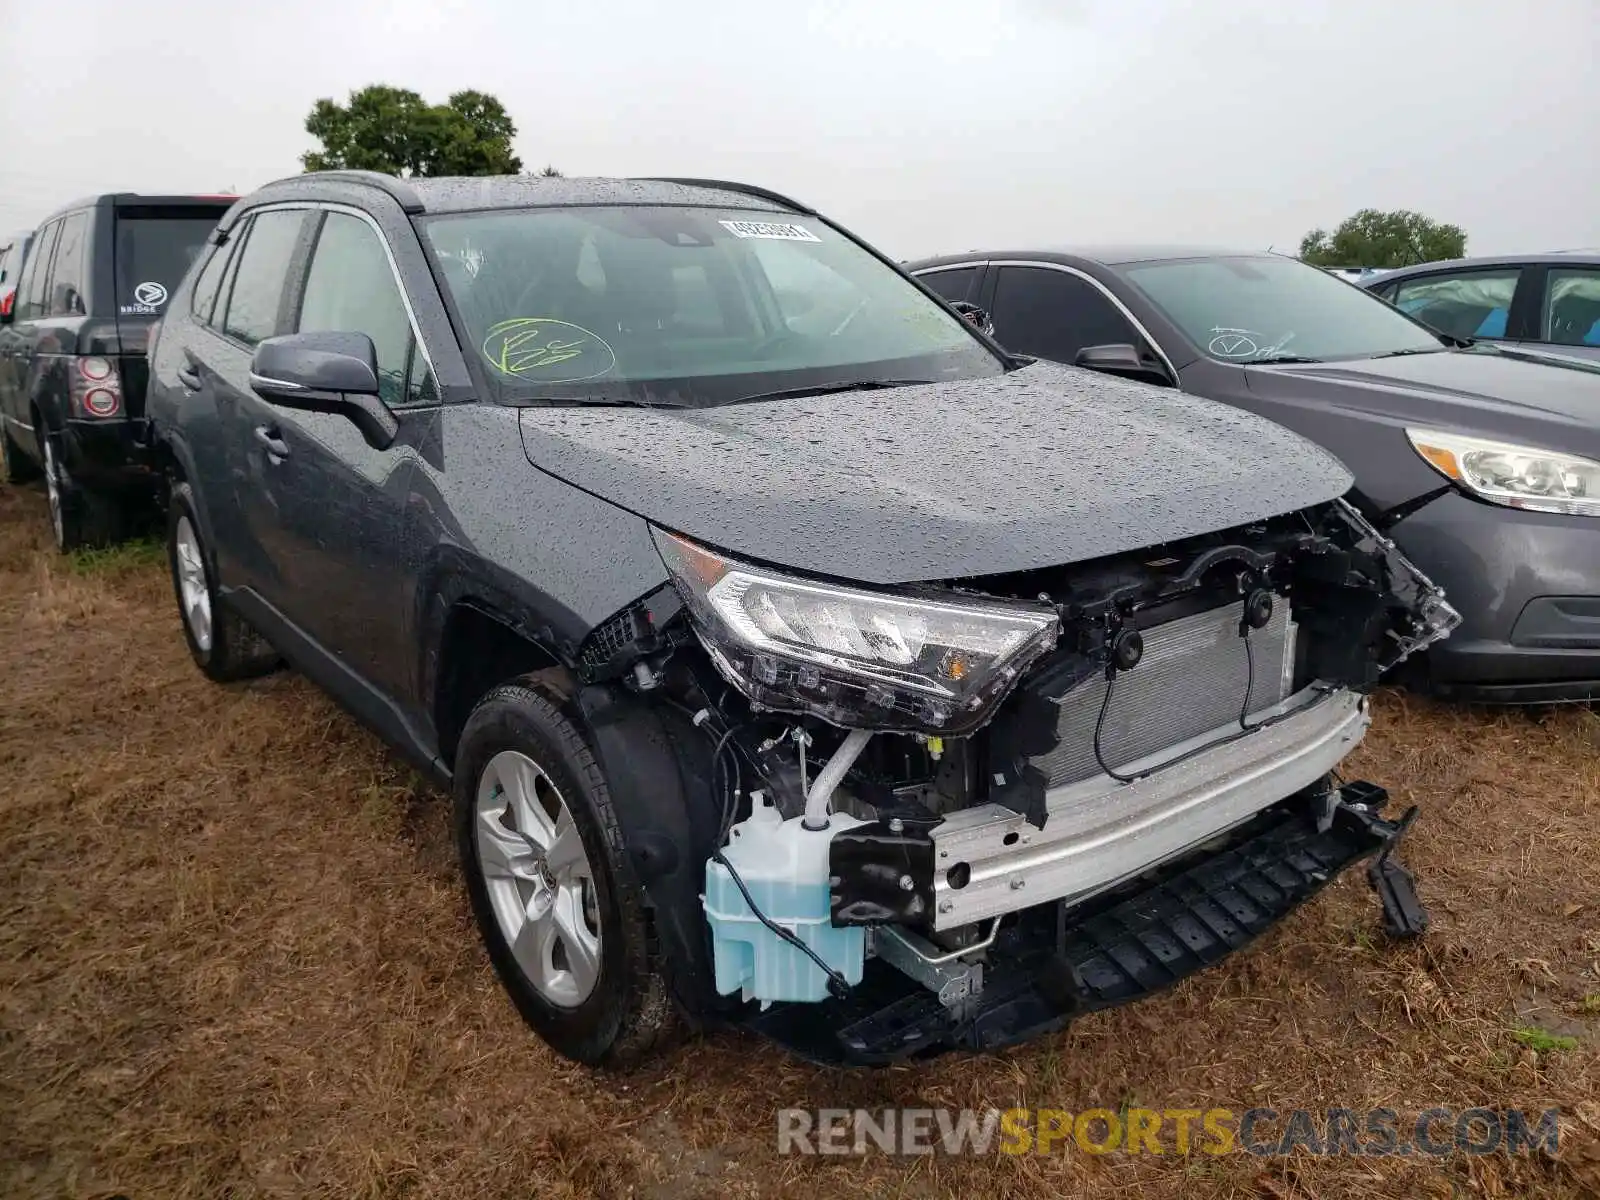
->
[
  {"left": 1407, "top": 429, "right": 1600, "bottom": 517},
  {"left": 652, "top": 529, "right": 1060, "bottom": 733}
]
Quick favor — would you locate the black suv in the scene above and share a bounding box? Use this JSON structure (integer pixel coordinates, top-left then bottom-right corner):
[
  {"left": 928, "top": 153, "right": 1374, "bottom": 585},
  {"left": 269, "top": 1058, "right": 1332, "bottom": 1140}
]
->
[
  {"left": 0, "top": 193, "right": 234, "bottom": 548},
  {"left": 146, "top": 171, "right": 1456, "bottom": 1067}
]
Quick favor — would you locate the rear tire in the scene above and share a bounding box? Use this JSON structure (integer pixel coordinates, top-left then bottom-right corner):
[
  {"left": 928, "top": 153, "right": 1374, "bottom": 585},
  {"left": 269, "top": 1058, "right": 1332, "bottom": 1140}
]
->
[
  {"left": 1, "top": 426, "right": 40, "bottom": 484},
  {"left": 455, "top": 682, "right": 678, "bottom": 1068},
  {"left": 167, "top": 480, "right": 280, "bottom": 682},
  {"left": 43, "top": 435, "right": 122, "bottom": 551}
]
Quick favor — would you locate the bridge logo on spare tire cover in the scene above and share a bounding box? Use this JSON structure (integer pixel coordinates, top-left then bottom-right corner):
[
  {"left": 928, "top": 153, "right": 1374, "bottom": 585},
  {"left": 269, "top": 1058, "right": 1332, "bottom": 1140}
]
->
[{"left": 134, "top": 281, "right": 168, "bottom": 307}]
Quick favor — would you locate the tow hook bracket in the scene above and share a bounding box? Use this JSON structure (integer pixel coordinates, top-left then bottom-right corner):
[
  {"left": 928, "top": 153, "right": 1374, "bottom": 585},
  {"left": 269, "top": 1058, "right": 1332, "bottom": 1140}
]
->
[
  {"left": 1365, "top": 804, "right": 1428, "bottom": 939},
  {"left": 1336, "top": 786, "right": 1427, "bottom": 938},
  {"left": 873, "top": 923, "right": 990, "bottom": 1014}
]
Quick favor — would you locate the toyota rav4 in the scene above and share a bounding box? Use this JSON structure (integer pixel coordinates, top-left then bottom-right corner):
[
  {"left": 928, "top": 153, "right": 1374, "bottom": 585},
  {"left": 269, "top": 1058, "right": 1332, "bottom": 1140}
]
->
[{"left": 146, "top": 172, "right": 1457, "bottom": 1067}]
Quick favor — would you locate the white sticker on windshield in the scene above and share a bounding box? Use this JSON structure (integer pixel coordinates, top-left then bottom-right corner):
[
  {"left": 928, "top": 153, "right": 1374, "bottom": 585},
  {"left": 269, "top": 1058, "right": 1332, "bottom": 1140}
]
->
[{"left": 719, "top": 219, "right": 821, "bottom": 243}]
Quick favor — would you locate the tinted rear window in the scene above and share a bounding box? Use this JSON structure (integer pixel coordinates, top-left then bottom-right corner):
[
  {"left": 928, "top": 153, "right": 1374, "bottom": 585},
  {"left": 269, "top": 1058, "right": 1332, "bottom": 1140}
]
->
[{"left": 114, "top": 206, "right": 228, "bottom": 319}]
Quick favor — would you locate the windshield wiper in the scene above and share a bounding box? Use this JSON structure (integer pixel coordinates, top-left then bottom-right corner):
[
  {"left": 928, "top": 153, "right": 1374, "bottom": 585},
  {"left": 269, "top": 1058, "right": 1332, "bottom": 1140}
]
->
[
  {"left": 727, "top": 379, "right": 934, "bottom": 405},
  {"left": 1367, "top": 347, "right": 1446, "bottom": 360},
  {"left": 1248, "top": 355, "right": 1323, "bottom": 365}
]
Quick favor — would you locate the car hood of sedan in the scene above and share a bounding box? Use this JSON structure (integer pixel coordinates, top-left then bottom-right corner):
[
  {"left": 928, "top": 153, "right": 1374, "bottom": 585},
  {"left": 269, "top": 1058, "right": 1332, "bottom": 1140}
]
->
[
  {"left": 1245, "top": 347, "right": 1600, "bottom": 454},
  {"left": 517, "top": 360, "right": 1352, "bottom": 585}
]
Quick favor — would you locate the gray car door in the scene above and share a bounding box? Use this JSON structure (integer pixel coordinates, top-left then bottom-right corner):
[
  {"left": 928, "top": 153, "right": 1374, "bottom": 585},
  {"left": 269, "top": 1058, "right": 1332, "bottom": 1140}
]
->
[
  {"left": 202, "top": 207, "right": 314, "bottom": 603},
  {"left": 1531, "top": 263, "right": 1600, "bottom": 362},
  {"left": 164, "top": 231, "right": 245, "bottom": 571},
  {"left": 1389, "top": 267, "right": 1523, "bottom": 347},
  {"left": 241, "top": 208, "right": 438, "bottom": 700},
  {"left": 985, "top": 263, "right": 1146, "bottom": 364}
]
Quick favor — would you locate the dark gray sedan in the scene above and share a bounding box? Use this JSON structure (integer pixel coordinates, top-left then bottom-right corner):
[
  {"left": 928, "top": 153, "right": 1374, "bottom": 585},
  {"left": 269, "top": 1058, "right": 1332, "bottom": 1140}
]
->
[
  {"left": 1361, "top": 252, "right": 1600, "bottom": 363},
  {"left": 907, "top": 246, "right": 1600, "bottom": 702}
]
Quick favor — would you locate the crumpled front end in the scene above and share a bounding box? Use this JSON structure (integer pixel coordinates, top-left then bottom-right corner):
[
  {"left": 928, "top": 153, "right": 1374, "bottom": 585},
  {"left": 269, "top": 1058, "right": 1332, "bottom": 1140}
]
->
[
  {"left": 579, "top": 496, "right": 1456, "bottom": 1062},
  {"left": 750, "top": 782, "right": 1424, "bottom": 1063}
]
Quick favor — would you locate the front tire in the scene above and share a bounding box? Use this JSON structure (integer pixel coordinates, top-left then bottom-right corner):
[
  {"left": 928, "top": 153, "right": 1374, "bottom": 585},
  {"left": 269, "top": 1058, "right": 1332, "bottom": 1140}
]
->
[
  {"left": 455, "top": 682, "right": 677, "bottom": 1068},
  {"left": 166, "top": 480, "right": 280, "bottom": 681}
]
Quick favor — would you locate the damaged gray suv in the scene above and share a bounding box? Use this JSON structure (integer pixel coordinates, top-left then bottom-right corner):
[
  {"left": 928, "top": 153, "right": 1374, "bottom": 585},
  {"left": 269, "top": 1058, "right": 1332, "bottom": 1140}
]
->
[{"left": 145, "top": 172, "right": 1458, "bottom": 1067}]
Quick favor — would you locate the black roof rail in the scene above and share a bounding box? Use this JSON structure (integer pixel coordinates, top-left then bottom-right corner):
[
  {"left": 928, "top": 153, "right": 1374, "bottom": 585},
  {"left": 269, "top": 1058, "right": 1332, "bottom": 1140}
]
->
[
  {"left": 636, "top": 177, "right": 814, "bottom": 216},
  {"left": 260, "top": 170, "right": 425, "bottom": 214}
]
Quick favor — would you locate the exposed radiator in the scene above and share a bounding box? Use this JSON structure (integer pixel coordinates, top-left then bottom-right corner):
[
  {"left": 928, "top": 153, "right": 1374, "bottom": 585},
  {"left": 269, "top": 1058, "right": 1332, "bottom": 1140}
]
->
[{"left": 1035, "top": 600, "right": 1296, "bottom": 786}]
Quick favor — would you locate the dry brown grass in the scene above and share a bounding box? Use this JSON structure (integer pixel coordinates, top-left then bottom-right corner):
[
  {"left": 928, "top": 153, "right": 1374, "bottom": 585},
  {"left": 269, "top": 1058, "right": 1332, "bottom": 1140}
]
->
[{"left": 1, "top": 477, "right": 1597, "bottom": 1199}]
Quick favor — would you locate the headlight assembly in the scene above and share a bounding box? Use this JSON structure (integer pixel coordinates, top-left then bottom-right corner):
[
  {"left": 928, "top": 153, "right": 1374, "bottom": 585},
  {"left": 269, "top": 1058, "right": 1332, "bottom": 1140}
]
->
[
  {"left": 652, "top": 529, "right": 1060, "bottom": 733},
  {"left": 1407, "top": 429, "right": 1600, "bottom": 516}
]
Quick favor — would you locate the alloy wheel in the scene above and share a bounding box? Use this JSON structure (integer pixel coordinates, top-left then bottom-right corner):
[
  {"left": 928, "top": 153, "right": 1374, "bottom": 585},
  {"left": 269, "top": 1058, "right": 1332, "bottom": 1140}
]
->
[
  {"left": 42, "top": 439, "right": 63, "bottom": 548},
  {"left": 475, "top": 749, "right": 602, "bottom": 1008},
  {"left": 173, "top": 515, "right": 213, "bottom": 652}
]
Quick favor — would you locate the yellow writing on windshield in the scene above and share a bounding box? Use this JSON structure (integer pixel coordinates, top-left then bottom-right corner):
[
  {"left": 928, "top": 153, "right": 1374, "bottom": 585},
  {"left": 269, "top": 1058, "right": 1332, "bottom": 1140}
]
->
[{"left": 482, "top": 318, "right": 617, "bottom": 382}]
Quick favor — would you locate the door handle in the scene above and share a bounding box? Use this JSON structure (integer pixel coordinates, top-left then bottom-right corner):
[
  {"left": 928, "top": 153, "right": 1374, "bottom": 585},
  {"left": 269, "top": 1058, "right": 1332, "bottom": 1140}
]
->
[
  {"left": 177, "top": 364, "right": 202, "bottom": 390},
  {"left": 253, "top": 425, "right": 289, "bottom": 460}
]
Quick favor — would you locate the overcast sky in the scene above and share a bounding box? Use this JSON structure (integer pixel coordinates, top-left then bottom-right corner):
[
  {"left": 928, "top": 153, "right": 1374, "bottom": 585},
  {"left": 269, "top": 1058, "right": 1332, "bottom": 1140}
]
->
[{"left": 1, "top": 0, "right": 1595, "bottom": 259}]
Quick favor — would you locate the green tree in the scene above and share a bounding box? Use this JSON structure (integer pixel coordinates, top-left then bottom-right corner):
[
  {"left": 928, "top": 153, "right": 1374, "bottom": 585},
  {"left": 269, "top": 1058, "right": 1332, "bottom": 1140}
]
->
[
  {"left": 1299, "top": 209, "right": 1467, "bottom": 269},
  {"left": 302, "top": 85, "right": 524, "bottom": 177}
]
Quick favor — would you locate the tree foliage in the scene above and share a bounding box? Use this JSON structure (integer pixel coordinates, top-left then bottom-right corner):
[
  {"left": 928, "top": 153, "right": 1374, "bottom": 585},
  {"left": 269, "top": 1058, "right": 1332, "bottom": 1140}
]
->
[
  {"left": 1299, "top": 209, "right": 1467, "bottom": 269},
  {"left": 302, "top": 85, "right": 523, "bottom": 177}
]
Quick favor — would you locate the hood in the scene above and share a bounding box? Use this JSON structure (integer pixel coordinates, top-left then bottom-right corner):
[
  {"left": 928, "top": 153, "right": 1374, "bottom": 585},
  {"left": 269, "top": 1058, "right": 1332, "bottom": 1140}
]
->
[
  {"left": 1245, "top": 349, "right": 1600, "bottom": 457},
  {"left": 517, "top": 361, "right": 1350, "bottom": 585}
]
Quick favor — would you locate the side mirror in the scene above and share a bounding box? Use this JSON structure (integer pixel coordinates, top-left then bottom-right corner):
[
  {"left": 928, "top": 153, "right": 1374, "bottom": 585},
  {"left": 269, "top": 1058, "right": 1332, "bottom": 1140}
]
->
[
  {"left": 1074, "top": 342, "right": 1171, "bottom": 387},
  {"left": 249, "top": 331, "right": 398, "bottom": 449},
  {"left": 949, "top": 300, "right": 995, "bottom": 338}
]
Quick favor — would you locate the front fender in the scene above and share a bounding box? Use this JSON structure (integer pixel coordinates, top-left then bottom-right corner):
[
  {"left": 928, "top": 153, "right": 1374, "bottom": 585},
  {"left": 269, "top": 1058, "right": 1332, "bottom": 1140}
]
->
[
  {"left": 573, "top": 683, "right": 733, "bottom": 1023},
  {"left": 1239, "top": 371, "right": 1453, "bottom": 512}
]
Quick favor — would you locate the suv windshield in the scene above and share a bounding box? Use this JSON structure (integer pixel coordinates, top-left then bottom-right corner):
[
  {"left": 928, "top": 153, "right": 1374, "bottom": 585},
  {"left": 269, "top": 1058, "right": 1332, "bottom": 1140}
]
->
[
  {"left": 1118, "top": 255, "right": 1444, "bottom": 363},
  {"left": 114, "top": 206, "right": 229, "bottom": 320},
  {"left": 421, "top": 206, "right": 1003, "bottom": 405}
]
